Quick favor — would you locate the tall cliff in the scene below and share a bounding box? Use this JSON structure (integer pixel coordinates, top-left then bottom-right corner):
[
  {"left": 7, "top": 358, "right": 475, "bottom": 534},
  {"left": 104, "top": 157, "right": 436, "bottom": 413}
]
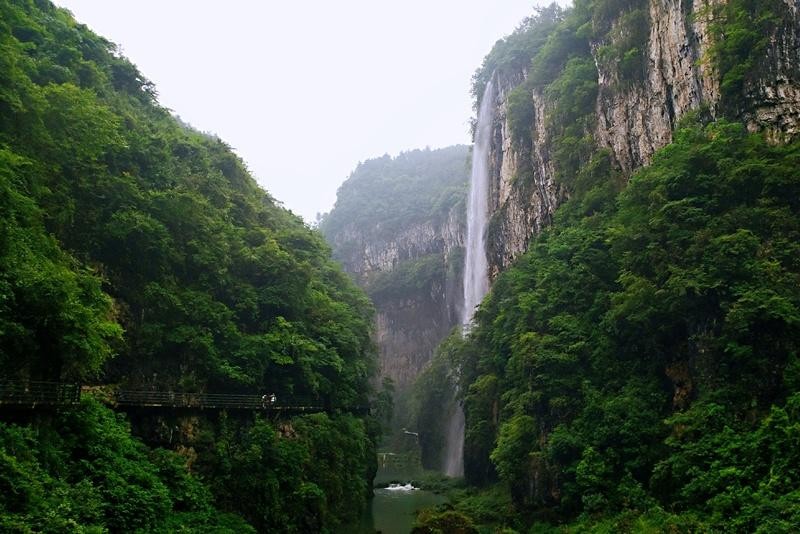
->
[
  {"left": 407, "top": 0, "right": 800, "bottom": 529},
  {"left": 320, "top": 146, "right": 469, "bottom": 388},
  {"left": 477, "top": 0, "right": 800, "bottom": 276}
]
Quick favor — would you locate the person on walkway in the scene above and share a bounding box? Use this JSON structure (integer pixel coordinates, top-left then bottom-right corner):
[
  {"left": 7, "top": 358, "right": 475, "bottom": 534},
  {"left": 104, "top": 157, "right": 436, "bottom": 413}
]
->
[{"left": 262, "top": 393, "right": 277, "bottom": 408}]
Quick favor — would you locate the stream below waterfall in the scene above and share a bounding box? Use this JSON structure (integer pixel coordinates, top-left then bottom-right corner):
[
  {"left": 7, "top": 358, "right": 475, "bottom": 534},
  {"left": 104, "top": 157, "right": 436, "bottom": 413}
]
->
[
  {"left": 350, "top": 485, "right": 447, "bottom": 534},
  {"left": 344, "top": 464, "right": 448, "bottom": 533}
]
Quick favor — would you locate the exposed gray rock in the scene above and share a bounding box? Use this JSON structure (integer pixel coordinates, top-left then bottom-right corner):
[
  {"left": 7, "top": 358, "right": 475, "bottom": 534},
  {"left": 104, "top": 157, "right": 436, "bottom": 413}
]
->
[
  {"left": 327, "top": 203, "right": 465, "bottom": 389},
  {"left": 484, "top": 0, "right": 799, "bottom": 276}
]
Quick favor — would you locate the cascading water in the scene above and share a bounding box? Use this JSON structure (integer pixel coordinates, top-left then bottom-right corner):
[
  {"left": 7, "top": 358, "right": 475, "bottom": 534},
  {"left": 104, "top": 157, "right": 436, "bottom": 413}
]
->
[
  {"left": 461, "top": 79, "right": 495, "bottom": 328},
  {"left": 443, "top": 79, "right": 496, "bottom": 478}
]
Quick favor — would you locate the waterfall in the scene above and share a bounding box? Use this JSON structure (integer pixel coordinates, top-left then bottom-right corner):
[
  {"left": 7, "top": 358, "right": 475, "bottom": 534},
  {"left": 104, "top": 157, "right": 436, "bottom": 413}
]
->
[
  {"left": 443, "top": 79, "right": 496, "bottom": 478},
  {"left": 443, "top": 399, "right": 466, "bottom": 477},
  {"left": 461, "top": 79, "right": 495, "bottom": 329}
]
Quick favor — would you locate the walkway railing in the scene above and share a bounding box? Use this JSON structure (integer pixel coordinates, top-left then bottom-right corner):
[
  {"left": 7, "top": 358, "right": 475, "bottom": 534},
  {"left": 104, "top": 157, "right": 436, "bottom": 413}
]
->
[
  {"left": 0, "top": 381, "right": 367, "bottom": 415},
  {"left": 0, "top": 381, "right": 81, "bottom": 406},
  {"left": 112, "top": 390, "right": 323, "bottom": 411}
]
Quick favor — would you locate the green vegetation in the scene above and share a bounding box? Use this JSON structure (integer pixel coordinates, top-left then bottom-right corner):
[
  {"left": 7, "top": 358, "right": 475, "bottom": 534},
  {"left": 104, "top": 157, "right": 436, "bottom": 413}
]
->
[
  {"left": 473, "top": 3, "right": 602, "bottom": 192},
  {"left": 0, "top": 163, "right": 121, "bottom": 381},
  {"left": 320, "top": 146, "right": 470, "bottom": 463},
  {"left": 365, "top": 253, "right": 445, "bottom": 304},
  {"left": 411, "top": 332, "right": 470, "bottom": 469},
  {"left": 0, "top": 0, "right": 379, "bottom": 530},
  {"left": 412, "top": 508, "right": 479, "bottom": 534},
  {"left": 437, "top": 121, "right": 800, "bottom": 531},
  {"left": 472, "top": 6, "right": 564, "bottom": 107},
  {"left": 201, "top": 412, "right": 373, "bottom": 532},
  {"left": 0, "top": 398, "right": 252, "bottom": 532},
  {"left": 3, "top": 0, "right": 798, "bottom": 530},
  {"left": 707, "top": 0, "right": 787, "bottom": 111},
  {"left": 594, "top": 7, "right": 649, "bottom": 84},
  {"left": 544, "top": 56, "right": 598, "bottom": 186},
  {"left": 320, "top": 145, "right": 469, "bottom": 246},
  {"left": 1, "top": 0, "right": 375, "bottom": 400},
  {"left": 417, "top": 1, "right": 800, "bottom": 529},
  {"left": 412, "top": 485, "right": 513, "bottom": 533}
]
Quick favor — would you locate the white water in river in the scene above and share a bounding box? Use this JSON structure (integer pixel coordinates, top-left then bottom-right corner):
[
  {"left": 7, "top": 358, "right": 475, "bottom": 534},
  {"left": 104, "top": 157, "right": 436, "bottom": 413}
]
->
[
  {"left": 384, "top": 483, "right": 419, "bottom": 491},
  {"left": 443, "top": 79, "right": 496, "bottom": 478}
]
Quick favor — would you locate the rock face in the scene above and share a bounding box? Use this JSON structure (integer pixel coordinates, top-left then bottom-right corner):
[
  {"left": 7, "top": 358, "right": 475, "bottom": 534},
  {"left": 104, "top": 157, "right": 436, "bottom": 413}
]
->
[
  {"left": 324, "top": 1, "right": 800, "bottom": 393},
  {"left": 329, "top": 210, "right": 465, "bottom": 388},
  {"left": 484, "top": 0, "right": 800, "bottom": 276},
  {"left": 320, "top": 147, "right": 469, "bottom": 390}
]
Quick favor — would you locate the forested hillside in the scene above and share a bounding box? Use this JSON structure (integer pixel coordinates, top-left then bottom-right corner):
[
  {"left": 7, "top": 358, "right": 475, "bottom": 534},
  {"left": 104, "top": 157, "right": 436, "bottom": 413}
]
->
[
  {"left": 428, "top": 121, "right": 800, "bottom": 532},
  {"left": 0, "top": 1, "right": 377, "bottom": 531},
  {"left": 321, "top": 146, "right": 469, "bottom": 260},
  {"left": 320, "top": 146, "right": 469, "bottom": 461},
  {"left": 413, "top": 1, "right": 800, "bottom": 532},
  {"left": 4, "top": 0, "right": 800, "bottom": 531}
]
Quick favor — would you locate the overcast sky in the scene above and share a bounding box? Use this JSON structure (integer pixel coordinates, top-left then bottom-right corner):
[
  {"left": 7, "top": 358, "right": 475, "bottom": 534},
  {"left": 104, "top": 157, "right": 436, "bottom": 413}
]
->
[{"left": 56, "top": 1, "right": 558, "bottom": 223}]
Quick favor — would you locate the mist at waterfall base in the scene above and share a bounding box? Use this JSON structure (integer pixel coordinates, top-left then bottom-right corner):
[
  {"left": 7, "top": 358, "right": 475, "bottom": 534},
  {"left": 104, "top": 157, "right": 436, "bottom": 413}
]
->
[{"left": 443, "top": 80, "right": 496, "bottom": 478}]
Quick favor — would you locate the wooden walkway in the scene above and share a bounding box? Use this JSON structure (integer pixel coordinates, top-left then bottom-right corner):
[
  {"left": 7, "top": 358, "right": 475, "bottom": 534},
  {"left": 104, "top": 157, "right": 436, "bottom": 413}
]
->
[
  {"left": 0, "top": 381, "right": 81, "bottom": 407},
  {"left": 0, "top": 381, "right": 357, "bottom": 414},
  {"left": 113, "top": 389, "right": 323, "bottom": 412}
]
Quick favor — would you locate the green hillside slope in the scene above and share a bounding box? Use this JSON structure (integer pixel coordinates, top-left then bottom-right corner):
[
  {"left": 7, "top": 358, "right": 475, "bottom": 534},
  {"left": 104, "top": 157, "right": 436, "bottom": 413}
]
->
[{"left": 0, "top": 1, "right": 378, "bottom": 530}]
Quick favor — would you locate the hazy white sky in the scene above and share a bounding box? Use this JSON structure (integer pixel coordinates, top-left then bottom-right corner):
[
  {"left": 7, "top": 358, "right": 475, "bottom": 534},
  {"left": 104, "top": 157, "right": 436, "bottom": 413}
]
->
[{"left": 56, "top": 1, "right": 557, "bottom": 222}]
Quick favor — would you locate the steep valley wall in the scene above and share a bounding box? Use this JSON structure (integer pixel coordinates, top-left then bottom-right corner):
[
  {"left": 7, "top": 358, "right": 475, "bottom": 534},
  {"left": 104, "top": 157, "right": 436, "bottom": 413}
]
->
[
  {"left": 323, "top": 0, "right": 800, "bottom": 402},
  {"left": 484, "top": 0, "right": 800, "bottom": 275},
  {"left": 321, "top": 147, "right": 469, "bottom": 390},
  {"left": 329, "top": 212, "right": 465, "bottom": 388}
]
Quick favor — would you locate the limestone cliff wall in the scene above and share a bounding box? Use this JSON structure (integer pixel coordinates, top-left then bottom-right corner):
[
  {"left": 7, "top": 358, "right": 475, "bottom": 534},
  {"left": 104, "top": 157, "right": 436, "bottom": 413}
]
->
[
  {"left": 326, "top": 203, "right": 465, "bottom": 389},
  {"left": 324, "top": 0, "right": 800, "bottom": 391},
  {"left": 485, "top": 0, "right": 800, "bottom": 276}
]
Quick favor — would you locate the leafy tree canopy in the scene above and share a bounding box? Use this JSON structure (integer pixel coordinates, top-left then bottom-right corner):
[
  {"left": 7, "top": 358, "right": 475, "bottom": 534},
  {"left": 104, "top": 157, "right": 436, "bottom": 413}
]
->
[
  {"left": 442, "top": 120, "right": 800, "bottom": 531},
  {"left": 320, "top": 145, "right": 469, "bottom": 247},
  {"left": 0, "top": 0, "right": 381, "bottom": 530}
]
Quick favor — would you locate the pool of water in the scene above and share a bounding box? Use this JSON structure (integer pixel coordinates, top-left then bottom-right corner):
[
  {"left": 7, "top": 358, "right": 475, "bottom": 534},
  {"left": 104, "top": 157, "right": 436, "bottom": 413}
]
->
[{"left": 348, "top": 483, "right": 448, "bottom": 534}]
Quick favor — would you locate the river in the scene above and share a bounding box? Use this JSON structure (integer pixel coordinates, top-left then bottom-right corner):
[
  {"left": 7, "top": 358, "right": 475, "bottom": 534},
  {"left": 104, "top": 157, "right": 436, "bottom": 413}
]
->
[
  {"left": 349, "top": 484, "right": 447, "bottom": 533},
  {"left": 345, "top": 462, "right": 448, "bottom": 533}
]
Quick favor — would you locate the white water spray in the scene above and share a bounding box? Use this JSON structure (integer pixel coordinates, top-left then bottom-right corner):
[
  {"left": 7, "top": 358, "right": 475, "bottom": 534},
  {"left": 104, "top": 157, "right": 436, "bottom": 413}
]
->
[
  {"left": 461, "top": 79, "right": 495, "bottom": 329},
  {"left": 444, "top": 79, "right": 496, "bottom": 478}
]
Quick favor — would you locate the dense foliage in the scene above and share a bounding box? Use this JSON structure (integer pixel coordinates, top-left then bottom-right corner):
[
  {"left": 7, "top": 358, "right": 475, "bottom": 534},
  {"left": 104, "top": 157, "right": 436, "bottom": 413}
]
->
[
  {"left": 707, "top": 0, "right": 790, "bottom": 112},
  {"left": 472, "top": 6, "right": 564, "bottom": 108},
  {"left": 320, "top": 146, "right": 469, "bottom": 313},
  {"left": 1, "top": 0, "right": 376, "bottom": 400},
  {"left": 199, "top": 412, "right": 374, "bottom": 532},
  {"left": 365, "top": 253, "right": 446, "bottom": 304},
  {"left": 0, "top": 162, "right": 121, "bottom": 381},
  {"left": 320, "top": 146, "right": 469, "bottom": 246},
  {"left": 410, "top": 332, "right": 473, "bottom": 469},
  {"left": 0, "top": 399, "right": 253, "bottom": 532},
  {"left": 442, "top": 121, "right": 800, "bottom": 531},
  {"left": 0, "top": 0, "right": 378, "bottom": 530},
  {"left": 413, "top": 0, "right": 800, "bottom": 530}
]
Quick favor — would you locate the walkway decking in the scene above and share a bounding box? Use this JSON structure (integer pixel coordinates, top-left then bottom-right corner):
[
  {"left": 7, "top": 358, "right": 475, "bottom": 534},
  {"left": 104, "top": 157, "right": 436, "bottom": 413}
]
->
[{"left": 0, "top": 381, "right": 357, "bottom": 414}]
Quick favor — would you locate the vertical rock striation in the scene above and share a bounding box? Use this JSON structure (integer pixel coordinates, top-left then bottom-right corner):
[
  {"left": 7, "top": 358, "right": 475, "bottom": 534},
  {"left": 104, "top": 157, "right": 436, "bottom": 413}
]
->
[
  {"left": 484, "top": 0, "right": 800, "bottom": 276},
  {"left": 321, "top": 147, "right": 469, "bottom": 389}
]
